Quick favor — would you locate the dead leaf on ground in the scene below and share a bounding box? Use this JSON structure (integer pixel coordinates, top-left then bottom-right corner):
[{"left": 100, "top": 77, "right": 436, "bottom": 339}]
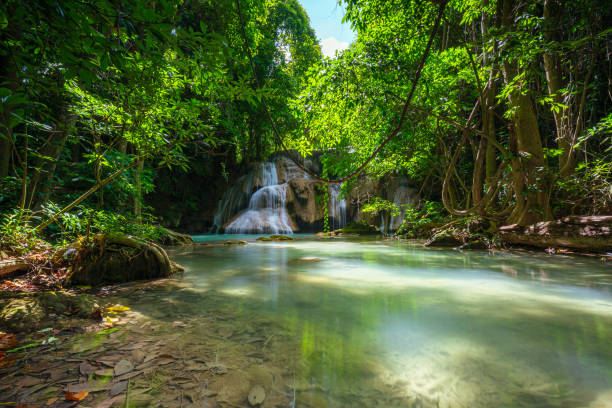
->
[
  {"left": 0, "top": 333, "right": 18, "bottom": 350},
  {"left": 46, "top": 397, "right": 58, "bottom": 405},
  {"left": 94, "top": 368, "right": 114, "bottom": 377},
  {"left": 19, "top": 375, "right": 42, "bottom": 387},
  {"left": 79, "top": 361, "right": 95, "bottom": 376},
  {"left": 114, "top": 359, "right": 133, "bottom": 376},
  {"left": 65, "top": 390, "right": 88, "bottom": 401},
  {"left": 110, "top": 380, "right": 127, "bottom": 397}
]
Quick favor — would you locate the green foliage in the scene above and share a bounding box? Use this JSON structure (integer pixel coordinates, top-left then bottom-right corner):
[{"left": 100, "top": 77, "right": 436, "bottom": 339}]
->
[
  {"left": 361, "top": 198, "right": 400, "bottom": 217},
  {"left": 0, "top": 209, "right": 48, "bottom": 254},
  {"left": 553, "top": 159, "right": 612, "bottom": 216},
  {"left": 40, "top": 203, "right": 166, "bottom": 244},
  {"left": 397, "top": 201, "right": 446, "bottom": 238}
]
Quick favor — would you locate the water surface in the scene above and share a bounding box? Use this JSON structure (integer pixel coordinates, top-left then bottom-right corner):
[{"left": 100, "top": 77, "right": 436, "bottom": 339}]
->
[{"left": 139, "top": 236, "right": 612, "bottom": 407}]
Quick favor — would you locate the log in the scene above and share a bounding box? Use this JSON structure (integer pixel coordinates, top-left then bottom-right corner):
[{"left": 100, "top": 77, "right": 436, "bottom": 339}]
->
[
  {"left": 499, "top": 216, "right": 612, "bottom": 251},
  {"left": 0, "top": 259, "right": 30, "bottom": 277}
]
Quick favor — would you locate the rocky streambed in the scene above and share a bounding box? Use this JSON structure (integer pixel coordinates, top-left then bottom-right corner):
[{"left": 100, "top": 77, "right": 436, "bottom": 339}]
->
[{"left": 0, "top": 279, "right": 421, "bottom": 408}]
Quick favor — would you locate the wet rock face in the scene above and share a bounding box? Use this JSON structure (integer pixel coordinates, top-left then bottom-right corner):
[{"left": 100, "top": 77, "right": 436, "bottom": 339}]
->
[{"left": 286, "top": 178, "right": 321, "bottom": 228}]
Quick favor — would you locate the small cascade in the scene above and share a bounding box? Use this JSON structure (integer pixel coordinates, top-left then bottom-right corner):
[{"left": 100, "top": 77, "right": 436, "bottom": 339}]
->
[
  {"left": 389, "top": 186, "right": 415, "bottom": 232},
  {"left": 221, "top": 161, "right": 293, "bottom": 234},
  {"left": 379, "top": 186, "right": 416, "bottom": 235},
  {"left": 329, "top": 184, "right": 347, "bottom": 231}
]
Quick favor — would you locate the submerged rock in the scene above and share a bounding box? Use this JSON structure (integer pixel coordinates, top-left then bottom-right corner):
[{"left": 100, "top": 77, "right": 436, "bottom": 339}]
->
[
  {"left": 0, "top": 297, "right": 46, "bottom": 332},
  {"left": 256, "top": 235, "right": 295, "bottom": 241},
  {"left": 248, "top": 385, "right": 266, "bottom": 406},
  {"left": 69, "top": 234, "right": 181, "bottom": 286},
  {"left": 224, "top": 240, "right": 248, "bottom": 245},
  {"left": 0, "top": 291, "right": 100, "bottom": 332}
]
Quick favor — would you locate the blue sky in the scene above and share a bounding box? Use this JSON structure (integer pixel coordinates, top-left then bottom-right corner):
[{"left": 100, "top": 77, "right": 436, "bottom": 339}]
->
[{"left": 299, "top": 0, "right": 356, "bottom": 58}]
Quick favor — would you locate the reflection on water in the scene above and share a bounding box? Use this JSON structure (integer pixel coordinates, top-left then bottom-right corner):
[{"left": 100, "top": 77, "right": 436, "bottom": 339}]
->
[{"left": 141, "top": 238, "right": 612, "bottom": 407}]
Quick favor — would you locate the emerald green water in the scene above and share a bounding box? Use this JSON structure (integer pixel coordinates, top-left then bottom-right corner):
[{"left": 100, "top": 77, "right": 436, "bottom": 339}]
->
[{"left": 125, "top": 237, "right": 612, "bottom": 407}]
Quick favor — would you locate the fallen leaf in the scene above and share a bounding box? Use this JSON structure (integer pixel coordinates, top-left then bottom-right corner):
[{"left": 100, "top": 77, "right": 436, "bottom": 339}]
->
[
  {"left": 106, "top": 306, "right": 131, "bottom": 312},
  {"left": 19, "top": 375, "right": 41, "bottom": 387},
  {"left": 91, "top": 308, "right": 103, "bottom": 321},
  {"left": 114, "top": 359, "right": 133, "bottom": 376},
  {"left": 65, "top": 390, "right": 88, "bottom": 401},
  {"left": 67, "top": 383, "right": 88, "bottom": 393},
  {"left": 94, "top": 368, "right": 114, "bottom": 377},
  {"left": 46, "top": 397, "right": 58, "bottom": 405},
  {"left": 79, "top": 361, "right": 95, "bottom": 376},
  {"left": 110, "top": 380, "right": 127, "bottom": 396}
]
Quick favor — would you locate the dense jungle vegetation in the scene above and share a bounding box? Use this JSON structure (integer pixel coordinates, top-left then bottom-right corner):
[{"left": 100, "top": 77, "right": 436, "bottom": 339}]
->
[{"left": 0, "top": 0, "right": 611, "bottom": 252}]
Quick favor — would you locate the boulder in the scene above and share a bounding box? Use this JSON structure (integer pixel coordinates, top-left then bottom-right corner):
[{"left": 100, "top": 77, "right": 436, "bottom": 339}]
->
[
  {"left": 499, "top": 215, "right": 612, "bottom": 252},
  {"left": 424, "top": 230, "right": 463, "bottom": 247},
  {"left": 224, "top": 240, "right": 248, "bottom": 245},
  {"left": 69, "top": 234, "right": 180, "bottom": 286},
  {"left": 336, "top": 222, "right": 380, "bottom": 235},
  {"left": 286, "top": 178, "right": 323, "bottom": 230},
  {"left": 157, "top": 228, "right": 194, "bottom": 246},
  {"left": 0, "top": 297, "right": 46, "bottom": 332},
  {"left": 0, "top": 291, "right": 100, "bottom": 332},
  {"left": 39, "top": 291, "right": 100, "bottom": 318}
]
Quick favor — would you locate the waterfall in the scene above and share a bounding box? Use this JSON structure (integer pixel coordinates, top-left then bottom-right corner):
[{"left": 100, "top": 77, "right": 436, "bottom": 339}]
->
[
  {"left": 378, "top": 186, "right": 415, "bottom": 235},
  {"left": 211, "top": 156, "right": 354, "bottom": 234},
  {"left": 219, "top": 162, "right": 293, "bottom": 234},
  {"left": 329, "top": 184, "right": 347, "bottom": 231}
]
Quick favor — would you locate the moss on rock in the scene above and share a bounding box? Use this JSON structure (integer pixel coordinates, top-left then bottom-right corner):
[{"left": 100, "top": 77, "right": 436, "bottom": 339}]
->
[{"left": 256, "top": 235, "right": 295, "bottom": 241}]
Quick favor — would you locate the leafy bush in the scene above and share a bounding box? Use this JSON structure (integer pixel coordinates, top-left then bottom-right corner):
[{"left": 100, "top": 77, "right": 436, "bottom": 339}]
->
[
  {"left": 397, "top": 201, "right": 447, "bottom": 238},
  {"left": 0, "top": 209, "right": 49, "bottom": 254},
  {"left": 39, "top": 203, "right": 167, "bottom": 244},
  {"left": 553, "top": 159, "right": 612, "bottom": 216},
  {"left": 361, "top": 197, "right": 400, "bottom": 217}
]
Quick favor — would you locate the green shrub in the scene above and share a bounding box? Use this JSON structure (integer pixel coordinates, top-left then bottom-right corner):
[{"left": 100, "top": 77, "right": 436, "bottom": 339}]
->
[{"left": 397, "top": 201, "right": 447, "bottom": 238}]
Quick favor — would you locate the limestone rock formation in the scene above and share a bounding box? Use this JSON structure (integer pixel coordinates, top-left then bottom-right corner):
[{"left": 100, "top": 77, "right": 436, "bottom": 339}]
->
[{"left": 500, "top": 216, "right": 612, "bottom": 251}]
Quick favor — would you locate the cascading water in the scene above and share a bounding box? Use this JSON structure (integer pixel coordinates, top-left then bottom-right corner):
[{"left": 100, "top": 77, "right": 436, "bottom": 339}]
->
[
  {"left": 222, "top": 162, "right": 293, "bottom": 234},
  {"left": 380, "top": 186, "right": 416, "bottom": 235},
  {"left": 329, "top": 184, "right": 347, "bottom": 231},
  {"left": 212, "top": 157, "right": 350, "bottom": 234}
]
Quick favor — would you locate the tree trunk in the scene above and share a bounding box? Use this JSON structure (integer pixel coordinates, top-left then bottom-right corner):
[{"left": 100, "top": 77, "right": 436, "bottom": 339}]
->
[
  {"left": 480, "top": 3, "right": 498, "bottom": 184},
  {"left": 542, "top": 0, "right": 575, "bottom": 177},
  {"left": 134, "top": 156, "right": 145, "bottom": 223},
  {"left": 0, "top": 52, "right": 16, "bottom": 178},
  {"left": 501, "top": 0, "right": 551, "bottom": 225},
  {"left": 26, "top": 127, "right": 70, "bottom": 209}
]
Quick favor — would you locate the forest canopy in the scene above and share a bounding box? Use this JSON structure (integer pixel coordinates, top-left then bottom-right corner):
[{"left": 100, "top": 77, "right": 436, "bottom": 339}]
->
[{"left": 0, "top": 0, "right": 611, "bottom": 248}]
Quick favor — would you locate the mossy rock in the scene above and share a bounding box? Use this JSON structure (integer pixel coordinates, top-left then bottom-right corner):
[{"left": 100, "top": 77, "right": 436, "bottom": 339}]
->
[
  {"left": 335, "top": 222, "right": 380, "bottom": 235},
  {"left": 68, "top": 234, "right": 180, "bottom": 286},
  {"left": 256, "top": 235, "right": 295, "bottom": 241},
  {"left": 0, "top": 291, "right": 100, "bottom": 332},
  {"left": 424, "top": 230, "right": 463, "bottom": 247},
  {"left": 0, "top": 297, "right": 46, "bottom": 332},
  {"left": 224, "top": 240, "right": 248, "bottom": 245},
  {"left": 157, "top": 228, "right": 194, "bottom": 246},
  {"left": 39, "top": 291, "right": 100, "bottom": 318}
]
